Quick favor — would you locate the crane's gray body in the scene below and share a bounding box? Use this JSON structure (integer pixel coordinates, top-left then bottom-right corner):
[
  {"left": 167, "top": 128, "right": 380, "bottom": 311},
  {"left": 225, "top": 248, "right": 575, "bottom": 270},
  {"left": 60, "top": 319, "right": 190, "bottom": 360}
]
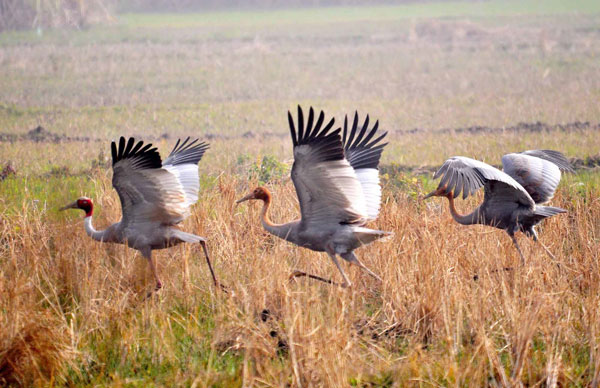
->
[
  {"left": 426, "top": 150, "right": 572, "bottom": 262},
  {"left": 457, "top": 181, "right": 565, "bottom": 238},
  {"left": 264, "top": 218, "right": 387, "bottom": 256},
  {"left": 86, "top": 220, "right": 197, "bottom": 252}
]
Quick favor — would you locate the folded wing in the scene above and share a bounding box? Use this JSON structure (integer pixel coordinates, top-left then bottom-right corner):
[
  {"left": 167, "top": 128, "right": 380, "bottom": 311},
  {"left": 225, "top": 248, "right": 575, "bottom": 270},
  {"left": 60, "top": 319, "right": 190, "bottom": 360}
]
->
[
  {"left": 502, "top": 150, "right": 571, "bottom": 204},
  {"left": 342, "top": 112, "right": 387, "bottom": 220},
  {"left": 289, "top": 106, "right": 368, "bottom": 229}
]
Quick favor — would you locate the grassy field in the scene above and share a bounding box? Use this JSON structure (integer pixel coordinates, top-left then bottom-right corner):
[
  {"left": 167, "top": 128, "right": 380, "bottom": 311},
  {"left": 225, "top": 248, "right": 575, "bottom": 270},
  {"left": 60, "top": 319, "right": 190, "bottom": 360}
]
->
[{"left": 1, "top": 1, "right": 600, "bottom": 386}]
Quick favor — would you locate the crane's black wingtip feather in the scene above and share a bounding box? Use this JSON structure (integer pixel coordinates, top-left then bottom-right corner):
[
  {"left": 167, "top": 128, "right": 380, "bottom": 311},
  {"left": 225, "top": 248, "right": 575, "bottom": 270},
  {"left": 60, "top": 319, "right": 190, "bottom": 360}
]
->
[
  {"left": 288, "top": 110, "right": 298, "bottom": 146},
  {"left": 342, "top": 112, "right": 388, "bottom": 170},
  {"left": 289, "top": 106, "right": 343, "bottom": 162},
  {"left": 110, "top": 141, "right": 118, "bottom": 165},
  {"left": 111, "top": 136, "right": 162, "bottom": 169},
  {"left": 290, "top": 106, "right": 338, "bottom": 145},
  {"left": 163, "top": 137, "right": 210, "bottom": 166}
]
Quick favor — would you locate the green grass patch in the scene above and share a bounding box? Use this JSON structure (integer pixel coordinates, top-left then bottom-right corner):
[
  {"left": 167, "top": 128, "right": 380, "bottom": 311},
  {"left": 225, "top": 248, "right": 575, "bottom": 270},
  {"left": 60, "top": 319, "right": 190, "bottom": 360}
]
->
[
  {"left": 119, "top": 1, "right": 600, "bottom": 29},
  {"left": 0, "top": 175, "right": 97, "bottom": 218}
]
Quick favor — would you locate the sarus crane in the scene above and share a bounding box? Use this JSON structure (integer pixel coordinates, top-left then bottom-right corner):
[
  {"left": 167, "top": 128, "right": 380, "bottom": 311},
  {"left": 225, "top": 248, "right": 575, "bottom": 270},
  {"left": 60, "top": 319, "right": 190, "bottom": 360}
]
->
[
  {"left": 61, "top": 136, "right": 220, "bottom": 291},
  {"left": 236, "top": 106, "right": 391, "bottom": 287},
  {"left": 423, "top": 150, "right": 573, "bottom": 264}
]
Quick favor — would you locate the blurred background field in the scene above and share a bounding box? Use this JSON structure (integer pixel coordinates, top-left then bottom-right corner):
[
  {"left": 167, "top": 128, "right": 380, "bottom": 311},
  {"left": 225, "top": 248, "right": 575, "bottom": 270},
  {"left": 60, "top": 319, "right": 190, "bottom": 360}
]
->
[{"left": 1, "top": 0, "right": 600, "bottom": 386}]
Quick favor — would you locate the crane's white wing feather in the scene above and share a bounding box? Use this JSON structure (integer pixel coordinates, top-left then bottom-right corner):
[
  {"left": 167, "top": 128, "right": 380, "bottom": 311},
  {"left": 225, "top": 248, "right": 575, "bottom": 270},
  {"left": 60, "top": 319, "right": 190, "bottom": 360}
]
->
[
  {"left": 163, "top": 164, "right": 199, "bottom": 208},
  {"left": 342, "top": 112, "right": 387, "bottom": 220},
  {"left": 162, "top": 137, "right": 209, "bottom": 210},
  {"left": 354, "top": 169, "right": 381, "bottom": 219},
  {"left": 112, "top": 158, "right": 188, "bottom": 227},
  {"left": 518, "top": 150, "right": 573, "bottom": 172},
  {"left": 502, "top": 150, "right": 570, "bottom": 204},
  {"left": 292, "top": 153, "right": 367, "bottom": 227}
]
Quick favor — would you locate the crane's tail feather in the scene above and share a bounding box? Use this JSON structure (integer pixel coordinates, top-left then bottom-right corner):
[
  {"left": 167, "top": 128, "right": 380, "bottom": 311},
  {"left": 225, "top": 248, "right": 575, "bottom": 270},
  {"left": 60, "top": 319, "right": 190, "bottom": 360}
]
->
[
  {"left": 534, "top": 206, "right": 566, "bottom": 218},
  {"left": 172, "top": 230, "right": 206, "bottom": 243},
  {"left": 530, "top": 205, "right": 567, "bottom": 225},
  {"left": 353, "top": 227, "right": 393, "bottom": 246}
]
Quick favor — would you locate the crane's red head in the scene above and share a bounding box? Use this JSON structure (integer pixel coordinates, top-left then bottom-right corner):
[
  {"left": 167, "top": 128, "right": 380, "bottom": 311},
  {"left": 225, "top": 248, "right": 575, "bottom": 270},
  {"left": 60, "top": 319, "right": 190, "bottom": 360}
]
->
[
  {"left": 236, "top": 187, "right": 271, "bottom": 204},
  {"left": 60, "top": 197, "right": 94, "bottom": 217}
]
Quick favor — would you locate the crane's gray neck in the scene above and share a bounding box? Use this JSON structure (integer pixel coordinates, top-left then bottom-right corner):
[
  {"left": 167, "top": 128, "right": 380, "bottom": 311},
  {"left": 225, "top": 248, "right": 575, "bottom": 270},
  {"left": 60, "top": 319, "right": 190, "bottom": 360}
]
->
[
  {"left": 260, "top": 199, "right": 296, "bottom": 242},
  {"left": 262, "top": 218, "right": 296, "bottom": 241},
  {"left": 84, "top": 216, "right": 109, "bottom": 242},
  {"left": 447, "top": 196, "right": 481, "bottom": 226}
]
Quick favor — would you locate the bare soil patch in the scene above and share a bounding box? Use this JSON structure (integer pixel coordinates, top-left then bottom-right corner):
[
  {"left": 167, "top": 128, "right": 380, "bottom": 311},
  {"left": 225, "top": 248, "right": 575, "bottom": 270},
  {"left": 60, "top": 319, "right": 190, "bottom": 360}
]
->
[
  {"left": 0, "top": 126, "right": 94, "bottom": 143},
  {"left": 399, "top": 121, "right": 599, "bottom": 135}
]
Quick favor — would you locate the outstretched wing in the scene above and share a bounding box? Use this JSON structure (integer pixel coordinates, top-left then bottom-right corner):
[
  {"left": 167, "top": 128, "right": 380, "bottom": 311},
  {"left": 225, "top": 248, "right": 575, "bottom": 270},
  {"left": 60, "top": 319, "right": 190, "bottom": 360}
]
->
[
  {"left": 342, "top": 112, "right": 388, "bottom": 220},
  {"left": 518, "top": 150, "right": 573, "bottom": 172},
  {"left": 163, "top": 137, "right": 209, "bottom": 211},
  {"left": 431, "top": 156, "right": 534, "bottom": 208},
  {"left": 502, "top": 150, "right": 571, "bottom": 204},
  {"left": 289, "top": 106, "right": 368, "bottom": 229},
  {"left": 111, "top": 137, "right": 188, "bottom": 228}
]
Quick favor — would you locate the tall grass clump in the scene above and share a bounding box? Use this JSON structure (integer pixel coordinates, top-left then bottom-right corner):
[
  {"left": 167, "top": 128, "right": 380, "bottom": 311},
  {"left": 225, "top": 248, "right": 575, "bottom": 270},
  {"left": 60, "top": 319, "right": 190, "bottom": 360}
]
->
[{"left": 0, "top": 312, "right": 75, "bottom": 386}]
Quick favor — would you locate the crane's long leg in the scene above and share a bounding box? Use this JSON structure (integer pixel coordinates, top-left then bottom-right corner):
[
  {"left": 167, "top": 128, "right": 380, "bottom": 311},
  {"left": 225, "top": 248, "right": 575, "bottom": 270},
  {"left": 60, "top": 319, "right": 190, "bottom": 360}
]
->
[
  {"left": 288, "top": 246, "right": 351, "bottom": 287},
  {"left": 510, "top": 234, "right": 526, "bottom": 266},
  {"left": 538, "top": 241, "right": 557, "bottom": 261},
  {"left": 173, "top": 230, "right": 225, "bottom": 291},
  {"left": 288, "top": 270, "right": 338, "bottom": 286},
  {"left": 199, "top": 240, "right": 220, "bottom": 288},
  {"left": 341, "top": 252, "right": 383, "bottom": 282},
  {"left": 529, "top": 227, "right": 558, "bottom": 262},
  {"left": 141, "top": 247, "right": 162, "bottom": 292},
  {"left": 327, "top": 251, "right": 352, "bottom": 288},
  {"left": 199, "top": 240, "right": 228, "bottom": 292}
]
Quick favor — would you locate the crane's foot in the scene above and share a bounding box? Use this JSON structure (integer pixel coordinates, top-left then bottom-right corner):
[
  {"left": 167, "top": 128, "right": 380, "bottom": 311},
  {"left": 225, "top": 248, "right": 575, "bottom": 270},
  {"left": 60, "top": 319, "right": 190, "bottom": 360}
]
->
[
  {"left": 288, "top": 270, "right": 346, "bottom": 287},
  {"left": 144, "top": 281, "right": 163, "bottom": 299},
  {"left": 215, "top": 282, "right": 229, "bottom": 293}
]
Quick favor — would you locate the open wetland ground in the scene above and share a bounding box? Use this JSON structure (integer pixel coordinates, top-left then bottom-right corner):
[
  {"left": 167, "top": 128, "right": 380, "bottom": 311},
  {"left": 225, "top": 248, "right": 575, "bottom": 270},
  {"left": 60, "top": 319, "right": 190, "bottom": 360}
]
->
[{"left": 1, "top": 1, "right": 600, "bottom": 386}]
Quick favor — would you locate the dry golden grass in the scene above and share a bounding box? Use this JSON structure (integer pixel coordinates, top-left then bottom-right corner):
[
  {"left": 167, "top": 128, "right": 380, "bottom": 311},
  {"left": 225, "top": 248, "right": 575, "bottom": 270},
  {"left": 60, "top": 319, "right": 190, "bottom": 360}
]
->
[
  {"left": 2, "top": 2, "right": 600, "bottom": 385},
  {"left": 1, "top": 168, "right": 599, "bottom": 385}
]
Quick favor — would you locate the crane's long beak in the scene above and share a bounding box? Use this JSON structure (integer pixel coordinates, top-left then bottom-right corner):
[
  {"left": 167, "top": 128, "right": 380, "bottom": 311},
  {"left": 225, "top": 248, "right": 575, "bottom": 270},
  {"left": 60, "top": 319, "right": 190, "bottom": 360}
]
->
[
  {"left": 59, "top": 201, "right": 78, "bottom": 211},
  {"left": 235, "top": 193, "right": 254, "bottom": 204},
  {"left": 422, "top": 186, "right": 449, "bottom": 200}
]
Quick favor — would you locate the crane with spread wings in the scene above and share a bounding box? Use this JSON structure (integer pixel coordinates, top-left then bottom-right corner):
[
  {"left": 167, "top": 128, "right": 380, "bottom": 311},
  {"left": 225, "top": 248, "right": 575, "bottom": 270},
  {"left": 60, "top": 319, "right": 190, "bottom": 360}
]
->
[
  {"left": 423, "top": 150, "right": 573, "bottom": 263},
  {"left": 236, "top": 106, "right": 391, "bottom": 287},
  {"left": 61, "top": 136, "right": 220, "bottom": 292}
]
